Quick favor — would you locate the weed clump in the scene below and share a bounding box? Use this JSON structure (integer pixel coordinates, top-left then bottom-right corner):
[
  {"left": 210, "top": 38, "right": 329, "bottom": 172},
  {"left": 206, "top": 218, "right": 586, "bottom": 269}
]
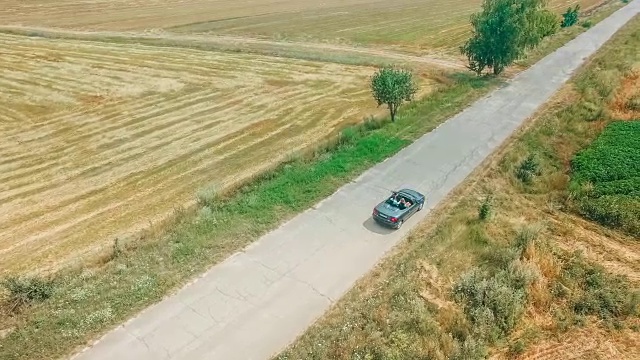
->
[
  {"left": 515, "top": 154, "right": 541, "bottom": 184},
  {"left": 581, "top": 20, "right": 593, "bottom": 29},
  {"left": 449, "top": 337, "right": 488, "bottom": 360},
  {"left": 195, "top": 185, "right": 220, "bottom": 209},
  {"left": 2, "top": 276, "right": 54, "bottom": 312},
  {"left": 626, "top": 95, "right": 640, "bottom": 111},
  {"left": 478, "top": 195, "right": 493, "bottom": 221}
]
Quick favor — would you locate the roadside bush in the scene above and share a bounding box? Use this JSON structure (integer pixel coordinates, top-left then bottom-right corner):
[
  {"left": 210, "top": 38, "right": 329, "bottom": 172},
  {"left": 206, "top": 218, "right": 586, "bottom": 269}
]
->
[
  {"left": 2, "top": 276, "right": 55, "bottom": 312},
  {"left": 449, "top": 337, "right": 488, "bottom": 360},
  {"left": 453, "top": 228, "right": 540, "bottom": 347},
  {"left": 515, "top": 154, "right": 541, "bottom": 184},
  {"left": 195, "top": 185, "right": 219, "bottom": 208},
  {"left": 561, "top": 5, "right": 580, "bottom": 28},
  {"left": 453, "top": 267, "right": 532, "bottom": 341}
]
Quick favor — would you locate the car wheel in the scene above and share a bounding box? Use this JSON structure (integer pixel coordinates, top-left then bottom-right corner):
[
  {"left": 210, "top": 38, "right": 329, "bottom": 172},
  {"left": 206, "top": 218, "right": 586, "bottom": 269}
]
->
[
  {"left": 418, "top": 202, "right": 424, "bottom": 211},
  {"left": 395, "top": 220, "right": 404, "bottom": 229}
]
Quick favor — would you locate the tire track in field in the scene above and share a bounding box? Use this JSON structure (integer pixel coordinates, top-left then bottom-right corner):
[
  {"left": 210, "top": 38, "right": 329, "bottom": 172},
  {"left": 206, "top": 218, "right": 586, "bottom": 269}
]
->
[
  {"left": 0, "top": 33, "right": 414, "bottom": 273},
  {"left": 0, "top": 25, "right": 466, "bottom": 70}
]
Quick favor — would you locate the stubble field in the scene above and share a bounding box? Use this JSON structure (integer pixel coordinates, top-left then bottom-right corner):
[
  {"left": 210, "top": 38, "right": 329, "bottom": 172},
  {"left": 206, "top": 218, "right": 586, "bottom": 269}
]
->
[
  {"left": 0, "top": 33, "right": 439, "bottom": 274},
  {"left": 2, "top": 0, "right": 603, "bottom": 52}
]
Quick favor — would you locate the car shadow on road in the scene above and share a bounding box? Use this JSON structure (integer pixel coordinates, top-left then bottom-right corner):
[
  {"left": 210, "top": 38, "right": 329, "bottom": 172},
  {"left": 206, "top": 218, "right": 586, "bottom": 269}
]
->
[{"left": 362, "top": 217, "right": 396, "bottom": 235}]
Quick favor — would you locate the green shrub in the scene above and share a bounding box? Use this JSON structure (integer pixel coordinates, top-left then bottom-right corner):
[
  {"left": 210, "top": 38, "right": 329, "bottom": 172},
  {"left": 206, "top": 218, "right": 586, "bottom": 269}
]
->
[
  {"left": 515, "top": 154, "right": 541, "bottom": 184},
  {"left": 537, "top": 10, "right": 560, "bottom": 37},
  {"left": 561, "top": 5, "right": 580, "bottom": 28},
  {"left": 362, "top": 116, "right": 385, "bottom": 131},
  {"left": 2, "top": 276, "right": 55, "bottom": 311},
  {"left": 478, "top": 195, "right": 493, "bottom": 220},
  {"left": 581, "top": 20, "right": 593, "bottom": 29}
]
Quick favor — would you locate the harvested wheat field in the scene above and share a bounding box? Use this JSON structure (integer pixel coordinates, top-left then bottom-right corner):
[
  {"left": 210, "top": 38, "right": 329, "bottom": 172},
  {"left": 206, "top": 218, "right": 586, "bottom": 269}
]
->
[
  {"left": 0, "top": 0, "right": 605, "bottom": 51},
  {"left": 0, "top": 33, "right": 435, "bottom": 274}
]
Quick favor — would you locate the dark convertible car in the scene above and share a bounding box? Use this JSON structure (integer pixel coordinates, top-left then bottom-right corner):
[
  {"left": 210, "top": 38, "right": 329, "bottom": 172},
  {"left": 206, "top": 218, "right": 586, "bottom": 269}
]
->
[{"left": 372, "top": 188, "right": 426, "bottom": 229}]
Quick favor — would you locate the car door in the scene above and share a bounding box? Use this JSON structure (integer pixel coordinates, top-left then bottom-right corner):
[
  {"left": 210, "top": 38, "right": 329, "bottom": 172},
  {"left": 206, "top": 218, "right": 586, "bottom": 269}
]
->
[{"left": 406, "top": 196, "right": 419, "bottom": 217}]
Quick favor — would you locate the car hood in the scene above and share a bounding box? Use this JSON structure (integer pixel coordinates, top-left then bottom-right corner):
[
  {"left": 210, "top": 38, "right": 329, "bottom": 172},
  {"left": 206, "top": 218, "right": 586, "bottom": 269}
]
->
[{"left": 374, "top": 202, "right": 404, "bottom": 216}]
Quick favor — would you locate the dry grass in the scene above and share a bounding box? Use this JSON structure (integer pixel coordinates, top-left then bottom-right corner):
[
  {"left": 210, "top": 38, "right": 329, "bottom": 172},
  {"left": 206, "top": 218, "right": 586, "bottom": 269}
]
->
[
  {"left": 275, "top": 13, "right": 640, "bottom": 360},
  {"left": 0, "top": 32, "right": 439, "bottom": 274}
]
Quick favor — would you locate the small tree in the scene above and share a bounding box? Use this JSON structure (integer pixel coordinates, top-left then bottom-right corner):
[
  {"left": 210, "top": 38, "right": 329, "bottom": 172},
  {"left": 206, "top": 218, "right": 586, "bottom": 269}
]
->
[
  {"left": 535, "top": 9, "right": 560, "bottom": 37},
  {"left": 561, "top": 4, "right": 580, "bottom": 28},
  {"left": 370, "top": 66, "right": 417, "bottom": 122},
  {"left": 461, "top": 0, "right": 556, "bottom": 76}
]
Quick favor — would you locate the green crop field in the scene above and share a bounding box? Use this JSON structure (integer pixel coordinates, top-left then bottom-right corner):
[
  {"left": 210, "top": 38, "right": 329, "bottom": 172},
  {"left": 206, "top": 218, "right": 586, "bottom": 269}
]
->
[{"left": 570, "top": 120, "right": 640, "bottom": 236}]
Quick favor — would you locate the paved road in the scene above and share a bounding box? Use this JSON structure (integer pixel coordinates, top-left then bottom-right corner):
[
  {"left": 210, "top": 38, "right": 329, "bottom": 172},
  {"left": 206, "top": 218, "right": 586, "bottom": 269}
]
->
[{"left": 73, "top": 3, "right": 640, "bottom": 360}]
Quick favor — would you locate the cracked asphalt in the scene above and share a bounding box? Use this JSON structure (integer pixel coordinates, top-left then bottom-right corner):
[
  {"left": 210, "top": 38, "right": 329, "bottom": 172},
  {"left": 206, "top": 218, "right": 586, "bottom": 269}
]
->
[{"left": 72, "top": 3, "right": 640, "bottom": 360}]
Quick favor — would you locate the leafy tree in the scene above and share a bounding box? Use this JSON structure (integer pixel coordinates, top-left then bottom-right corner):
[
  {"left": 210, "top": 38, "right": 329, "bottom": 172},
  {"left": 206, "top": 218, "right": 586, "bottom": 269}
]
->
[
  {"left": 370, "top": 66, "right": 417, "bottom": 122},
  {"left": 461, "top": 0, "right": 558, "bottom": 76},
  {"left": 561, "top": 4, "right": 580, "bottom": 27}
]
